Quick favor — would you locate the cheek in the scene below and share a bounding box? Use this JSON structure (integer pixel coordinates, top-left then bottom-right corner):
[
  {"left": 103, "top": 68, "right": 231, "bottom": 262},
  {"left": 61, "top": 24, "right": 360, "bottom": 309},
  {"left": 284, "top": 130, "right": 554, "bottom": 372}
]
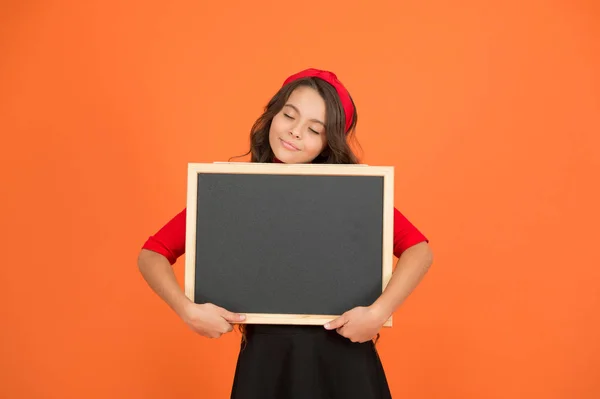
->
[
  {"left": 269, "top": 117, "right": 284, "bottom": 140},
  {"left": 305, "top": 135, "right": 327, "bottom": 154}
]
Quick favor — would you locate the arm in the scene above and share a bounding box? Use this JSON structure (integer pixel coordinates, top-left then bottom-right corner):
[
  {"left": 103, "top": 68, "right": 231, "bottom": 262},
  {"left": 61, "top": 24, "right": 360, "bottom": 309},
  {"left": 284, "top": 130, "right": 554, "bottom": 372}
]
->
[
  {"left": 138, "top": 209, "right": 245, "bottom": 338},
  {"left": 325, "top": 208, "right": 433, "bottom": 341},
  {"left": 138, "top": 248, "right": 193, "bottom": 319},
  {"left": 371, "top": 241, "right": 433, "bottom": 319},
  {"left": 138, "top": 208, "right": 190, "bottom": 317},
  {"left": 374, "top": 207, "right": 433, "bottom": 316}
]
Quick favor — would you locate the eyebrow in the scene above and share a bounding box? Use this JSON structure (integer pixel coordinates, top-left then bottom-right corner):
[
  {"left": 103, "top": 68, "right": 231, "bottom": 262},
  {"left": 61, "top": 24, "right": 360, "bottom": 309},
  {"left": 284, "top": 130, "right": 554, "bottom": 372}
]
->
[{"left": 284, "top": 104, "right": 325, "bottom": 126}]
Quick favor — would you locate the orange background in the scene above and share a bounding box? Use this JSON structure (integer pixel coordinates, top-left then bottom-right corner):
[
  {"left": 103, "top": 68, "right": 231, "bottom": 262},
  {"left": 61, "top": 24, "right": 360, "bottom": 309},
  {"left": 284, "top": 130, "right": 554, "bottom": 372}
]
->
[{"left": 1, "top": 1, "right": 599, "bottom": 398}]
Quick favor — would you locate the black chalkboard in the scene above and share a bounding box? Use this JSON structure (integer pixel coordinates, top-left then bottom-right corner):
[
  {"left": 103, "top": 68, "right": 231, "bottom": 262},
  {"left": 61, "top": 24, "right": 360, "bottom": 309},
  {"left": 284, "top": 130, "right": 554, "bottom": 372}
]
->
[{"left": 184, "top": 163, "right": 394, "bottom": 326}]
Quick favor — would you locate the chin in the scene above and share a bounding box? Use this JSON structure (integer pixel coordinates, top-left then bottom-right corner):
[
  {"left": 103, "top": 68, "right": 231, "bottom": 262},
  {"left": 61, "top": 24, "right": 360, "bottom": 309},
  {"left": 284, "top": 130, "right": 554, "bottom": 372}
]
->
[
  {"left": 273, "top": 151, "right": 294, "bottom": 163},
  {"left": 271, "top": 144, "right": 292, "bottom": 163},
  {"left": 273, "top": 150, "right": 305, "bottom": 164}
]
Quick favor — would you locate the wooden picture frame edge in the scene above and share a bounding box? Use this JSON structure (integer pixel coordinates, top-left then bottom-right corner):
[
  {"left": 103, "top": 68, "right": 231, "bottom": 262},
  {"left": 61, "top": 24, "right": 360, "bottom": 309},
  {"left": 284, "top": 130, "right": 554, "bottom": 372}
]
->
[{"left": 184, "top": 162, "right": 394, "bottom": 327}]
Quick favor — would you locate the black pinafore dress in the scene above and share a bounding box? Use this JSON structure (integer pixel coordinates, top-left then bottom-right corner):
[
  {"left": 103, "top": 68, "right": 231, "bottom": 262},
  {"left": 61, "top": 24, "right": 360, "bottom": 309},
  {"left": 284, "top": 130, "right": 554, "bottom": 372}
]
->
[{"left": 230, "top": 324, "right": 392, "bottom": 399}]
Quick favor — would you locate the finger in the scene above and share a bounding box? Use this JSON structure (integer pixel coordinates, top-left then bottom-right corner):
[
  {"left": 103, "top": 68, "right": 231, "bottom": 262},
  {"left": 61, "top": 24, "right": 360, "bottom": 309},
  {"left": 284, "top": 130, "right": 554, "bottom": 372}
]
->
[
  {"left": 217, "top": 307, "right": 246, "bottom": 323},
  {"left": 337, "top": 328, "right": 357, "bottom": 342},
  {"left": 324, "top": 315, "right": 347, "bottom": 330},
  {"left": 219, "top": 322, "right": 234, "bottom": 334}
]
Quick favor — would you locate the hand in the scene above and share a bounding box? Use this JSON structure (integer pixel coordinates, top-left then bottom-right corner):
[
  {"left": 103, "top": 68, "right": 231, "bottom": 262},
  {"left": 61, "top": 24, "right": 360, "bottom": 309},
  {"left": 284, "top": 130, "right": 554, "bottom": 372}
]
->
[
  {"left": 181, "top": 302, "right": 246, "bottom": 339},
  {"left": 324, "top": 305, "right": 389, "bottom": 343}
]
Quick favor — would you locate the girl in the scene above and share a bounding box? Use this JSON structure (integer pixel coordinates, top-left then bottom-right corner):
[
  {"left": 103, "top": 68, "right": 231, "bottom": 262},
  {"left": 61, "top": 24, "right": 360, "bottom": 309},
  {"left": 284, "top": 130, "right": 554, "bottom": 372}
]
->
[{"left": 137, "top": 68, "right": 433, "bottom": 399}]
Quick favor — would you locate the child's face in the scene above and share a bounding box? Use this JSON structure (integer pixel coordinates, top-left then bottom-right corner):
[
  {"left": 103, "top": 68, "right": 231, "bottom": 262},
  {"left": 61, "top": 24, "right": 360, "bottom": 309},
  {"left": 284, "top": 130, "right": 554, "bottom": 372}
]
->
[{"left": 269, "top": 86, "right": 328, "bottom": 163}]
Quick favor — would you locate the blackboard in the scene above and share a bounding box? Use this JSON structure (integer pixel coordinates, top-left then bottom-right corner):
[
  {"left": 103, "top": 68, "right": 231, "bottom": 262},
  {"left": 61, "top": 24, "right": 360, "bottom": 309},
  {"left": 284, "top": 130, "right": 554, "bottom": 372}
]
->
[{"left": 184, "top": 162, "right": 394, "bottom": 326}]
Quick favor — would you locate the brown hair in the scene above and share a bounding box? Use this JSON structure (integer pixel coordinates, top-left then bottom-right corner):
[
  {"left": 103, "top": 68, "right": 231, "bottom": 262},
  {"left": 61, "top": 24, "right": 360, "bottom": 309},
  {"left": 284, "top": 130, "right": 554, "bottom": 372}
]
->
[
  {"left": 231, "top": 76, "right": 362, "bottom": 164},
  {"left": 231, "top": 76, "right": 381, "bottom": 346}
]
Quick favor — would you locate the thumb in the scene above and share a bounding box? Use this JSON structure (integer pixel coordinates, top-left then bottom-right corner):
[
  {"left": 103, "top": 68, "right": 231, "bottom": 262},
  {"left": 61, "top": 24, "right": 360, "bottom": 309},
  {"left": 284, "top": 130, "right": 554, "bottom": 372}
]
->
[
  {"left": 217, "top": 306, "right": 246, "bottom": 322},
  {"left": 324, "top": 314, "right": 347, "bottom": 330}
]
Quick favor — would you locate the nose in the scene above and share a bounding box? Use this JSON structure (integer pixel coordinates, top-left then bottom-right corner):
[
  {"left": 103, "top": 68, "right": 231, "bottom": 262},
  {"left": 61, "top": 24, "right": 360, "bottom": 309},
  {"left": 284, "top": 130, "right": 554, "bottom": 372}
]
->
[{"left": 289, "top": 128, "right": 301, "bottom": 139}]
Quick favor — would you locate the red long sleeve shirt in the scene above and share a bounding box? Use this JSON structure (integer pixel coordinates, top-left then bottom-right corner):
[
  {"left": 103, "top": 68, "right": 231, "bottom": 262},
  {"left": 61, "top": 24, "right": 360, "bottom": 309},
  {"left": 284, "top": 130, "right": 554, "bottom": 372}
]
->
[{"left": 142, "top": 207, "right": 428, "bottom": 265}]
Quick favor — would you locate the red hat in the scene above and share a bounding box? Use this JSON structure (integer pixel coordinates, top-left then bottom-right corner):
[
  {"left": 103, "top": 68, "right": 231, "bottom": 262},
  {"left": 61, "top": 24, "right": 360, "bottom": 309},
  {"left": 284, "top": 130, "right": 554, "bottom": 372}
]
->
[{"left": 282, "top": 68, "right": 355, "bottom": 133}]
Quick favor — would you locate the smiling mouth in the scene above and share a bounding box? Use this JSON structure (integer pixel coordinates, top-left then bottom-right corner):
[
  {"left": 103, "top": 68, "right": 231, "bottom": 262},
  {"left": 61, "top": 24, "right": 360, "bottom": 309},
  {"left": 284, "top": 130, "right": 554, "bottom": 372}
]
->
[{"left": 279, "top": 138, "right": 300, "bottom": 151}]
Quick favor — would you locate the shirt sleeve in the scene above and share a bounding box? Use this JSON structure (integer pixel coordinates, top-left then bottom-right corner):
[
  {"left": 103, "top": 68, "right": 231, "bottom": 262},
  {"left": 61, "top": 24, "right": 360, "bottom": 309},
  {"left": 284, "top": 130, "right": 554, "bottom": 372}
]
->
[
  {"left": 141, "top": 208, "right": 187, "bottom": 265},
  {"left": 393, "top": 207, "right": 428, "bottom": 257}
]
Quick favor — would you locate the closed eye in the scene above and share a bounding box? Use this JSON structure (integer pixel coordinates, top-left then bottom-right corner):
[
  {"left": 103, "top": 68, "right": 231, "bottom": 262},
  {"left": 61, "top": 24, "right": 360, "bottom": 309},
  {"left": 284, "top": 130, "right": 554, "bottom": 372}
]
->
[
  {"left": 284, "top": 113, "right": 294, "bottom": 119},
  {"left": 309, "top": 128, "right": 320, "bottom": 134}
]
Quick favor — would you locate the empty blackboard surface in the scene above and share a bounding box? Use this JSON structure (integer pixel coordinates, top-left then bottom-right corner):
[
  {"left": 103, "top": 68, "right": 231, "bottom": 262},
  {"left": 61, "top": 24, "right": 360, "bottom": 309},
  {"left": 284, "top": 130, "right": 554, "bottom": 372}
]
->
[{"left": 184, "top": 162, "right": 394, "bottom": 326}]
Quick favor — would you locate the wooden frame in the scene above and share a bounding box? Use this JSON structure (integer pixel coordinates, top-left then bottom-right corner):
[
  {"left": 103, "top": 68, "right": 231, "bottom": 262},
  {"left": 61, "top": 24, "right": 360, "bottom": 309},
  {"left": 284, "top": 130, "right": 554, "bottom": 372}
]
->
[{"left": 184, "top": 162, "right": 395, "bottom": 327}]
